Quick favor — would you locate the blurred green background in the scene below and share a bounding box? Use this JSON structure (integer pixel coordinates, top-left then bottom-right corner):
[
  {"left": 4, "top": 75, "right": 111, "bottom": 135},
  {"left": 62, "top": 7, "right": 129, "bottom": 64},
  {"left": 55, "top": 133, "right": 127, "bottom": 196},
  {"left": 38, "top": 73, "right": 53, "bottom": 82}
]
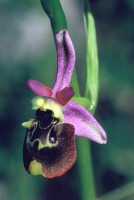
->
[{"left": 0, "top": 0, "right": 134, "bottom": 199}]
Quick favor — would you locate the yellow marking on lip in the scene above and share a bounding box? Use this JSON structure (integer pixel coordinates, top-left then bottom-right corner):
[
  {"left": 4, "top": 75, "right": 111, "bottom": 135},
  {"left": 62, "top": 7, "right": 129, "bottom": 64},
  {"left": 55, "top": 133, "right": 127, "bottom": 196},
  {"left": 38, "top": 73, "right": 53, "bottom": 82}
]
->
[
  {"left": 32, "top": 126, "right": 58, "bottom": 150},
  {"left": 21, "top": 119, "right": 34, "bottom": 129},
  {"left": 31, "top": 96, "right": 64, "bottom": 121},
  {"left": 29, "top": 160, "right": 45, "bottom": 176}
]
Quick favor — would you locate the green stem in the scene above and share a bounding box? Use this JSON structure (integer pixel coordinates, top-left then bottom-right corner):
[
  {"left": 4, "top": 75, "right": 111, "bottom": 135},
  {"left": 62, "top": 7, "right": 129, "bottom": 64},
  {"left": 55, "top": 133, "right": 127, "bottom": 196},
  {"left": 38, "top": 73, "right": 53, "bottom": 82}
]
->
[
  {"left": 77, "top": 139, "right": 95, "bottom": 200},
  {"left": 72, "top": 72, "right": 96, "bottom": 200},
  {"left": 72, "top": 0, "right": 100, "bottom": 198},
  {"left": 40, "top": 0, "right": 67, "bottom": 35},
  {"left": 71, "top": 71, "right": 81, "bottom": 96}
]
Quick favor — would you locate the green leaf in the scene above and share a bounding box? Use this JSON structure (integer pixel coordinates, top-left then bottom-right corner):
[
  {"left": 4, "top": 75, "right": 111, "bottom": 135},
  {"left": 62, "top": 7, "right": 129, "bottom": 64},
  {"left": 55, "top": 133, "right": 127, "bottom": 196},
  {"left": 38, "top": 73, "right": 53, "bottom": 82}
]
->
[{"left": 83, "top": 0, "right": 99, "bottom": 114}]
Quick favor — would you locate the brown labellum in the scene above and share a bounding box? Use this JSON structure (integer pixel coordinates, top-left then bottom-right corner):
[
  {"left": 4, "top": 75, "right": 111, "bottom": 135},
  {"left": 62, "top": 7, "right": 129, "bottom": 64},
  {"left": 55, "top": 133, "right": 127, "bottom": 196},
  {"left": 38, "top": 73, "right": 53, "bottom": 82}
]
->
[
  {"left": 23, "top": 109, "right": 77, "bottom": 178},
  {"left": 40, "top": 122, "right": 76, "bottom": 178}
]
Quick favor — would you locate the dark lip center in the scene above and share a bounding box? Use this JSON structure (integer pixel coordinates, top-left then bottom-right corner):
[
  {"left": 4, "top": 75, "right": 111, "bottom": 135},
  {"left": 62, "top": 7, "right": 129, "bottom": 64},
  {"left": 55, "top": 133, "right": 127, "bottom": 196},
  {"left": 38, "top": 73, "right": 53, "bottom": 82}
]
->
[
  {"left": 36, "top": 109, "right": 54, "bottom": 128},
  {"left": 27, "top": 109, "right": 60, "bottom": 155}
]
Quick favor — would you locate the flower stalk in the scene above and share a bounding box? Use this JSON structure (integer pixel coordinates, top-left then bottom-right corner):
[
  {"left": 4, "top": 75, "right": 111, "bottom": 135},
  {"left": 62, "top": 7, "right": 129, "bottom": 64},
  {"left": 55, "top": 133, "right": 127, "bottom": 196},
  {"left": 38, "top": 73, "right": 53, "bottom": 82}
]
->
[
  {"left": 72, "top": 0, "right": 100, "bottom": 198},
  {"left": 72, "top": 73, "right": 96, "bottom": 200}
]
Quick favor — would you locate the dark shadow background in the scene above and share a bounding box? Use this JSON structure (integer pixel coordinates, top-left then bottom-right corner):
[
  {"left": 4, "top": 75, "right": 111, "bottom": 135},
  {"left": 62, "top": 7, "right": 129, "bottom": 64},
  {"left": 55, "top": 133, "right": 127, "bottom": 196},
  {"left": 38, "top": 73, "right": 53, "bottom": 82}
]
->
[{"left": 0, "top": 0, "right": 134, "bottom": 199}]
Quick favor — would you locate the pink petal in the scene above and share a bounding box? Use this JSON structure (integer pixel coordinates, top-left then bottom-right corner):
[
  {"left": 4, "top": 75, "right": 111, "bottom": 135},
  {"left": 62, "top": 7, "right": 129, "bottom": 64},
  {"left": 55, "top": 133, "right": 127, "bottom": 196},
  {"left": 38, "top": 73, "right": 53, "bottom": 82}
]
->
[
  {"left": 63, "top": 101, "right": 107, "bottom": 144},
  {"left": 52, "top": 30, "right": 75, "bottom": 94},
  {"left": 56, "top": 87, "right": 74, "bottom": 106},
  {"left": 27, "top": 79, "right": 53, "bottom": 97}
]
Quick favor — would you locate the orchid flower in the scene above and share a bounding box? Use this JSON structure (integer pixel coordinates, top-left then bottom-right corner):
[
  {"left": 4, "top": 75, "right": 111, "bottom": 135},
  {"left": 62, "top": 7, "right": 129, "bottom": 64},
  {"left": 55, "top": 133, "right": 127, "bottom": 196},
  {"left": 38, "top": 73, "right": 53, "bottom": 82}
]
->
[{"left": 22, "top": 30, "right": 107, "bottom": 178}]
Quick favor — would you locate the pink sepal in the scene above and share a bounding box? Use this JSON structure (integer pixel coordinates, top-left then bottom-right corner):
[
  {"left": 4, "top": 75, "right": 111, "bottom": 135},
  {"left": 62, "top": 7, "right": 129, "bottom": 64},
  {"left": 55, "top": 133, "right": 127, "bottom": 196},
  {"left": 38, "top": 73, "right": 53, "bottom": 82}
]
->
[{"left": 27, "top": 79, "right": 53, "bottom": 97}]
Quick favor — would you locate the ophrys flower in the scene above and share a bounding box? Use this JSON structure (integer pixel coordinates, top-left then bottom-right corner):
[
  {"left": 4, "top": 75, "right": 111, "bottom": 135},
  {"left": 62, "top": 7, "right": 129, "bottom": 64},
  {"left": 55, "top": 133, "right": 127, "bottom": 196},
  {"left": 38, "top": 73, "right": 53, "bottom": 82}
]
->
[{"left": 22, "top": 30, "right": 107, "bottom": 178}]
